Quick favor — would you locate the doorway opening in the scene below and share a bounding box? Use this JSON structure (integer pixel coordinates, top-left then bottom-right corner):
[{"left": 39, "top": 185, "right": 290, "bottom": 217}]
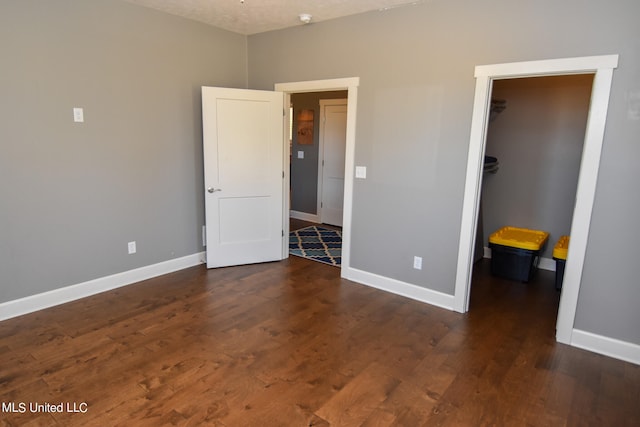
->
[
  {"left": 288, "top": 93, "right": 348, "bottom": 227},
  {"left": 453, "top": 55, "right": 618, "bottom": 345},
  {"left": 288, "top": 95, "right": 347, "bottom": 267},
  {"left": 275, "top": 78, "right": 360, "bottom": 276}
]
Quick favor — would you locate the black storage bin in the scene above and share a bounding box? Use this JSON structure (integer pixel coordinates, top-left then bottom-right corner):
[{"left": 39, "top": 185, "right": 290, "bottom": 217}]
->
[
  {"left": 554, "top": 258, "right": 566, "bottom": 290},
  {"left": 489, "top": 243, "right": 541, "bottom": 283},
  {"left": 552, "top": 236, "right": 569, "bottom": 291}
]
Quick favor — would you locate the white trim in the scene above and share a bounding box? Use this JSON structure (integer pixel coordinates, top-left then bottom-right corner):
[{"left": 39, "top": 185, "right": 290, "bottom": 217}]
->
[
  {"left": 572, "top": 329, "right": 640, "bottom": 366},
  {"left": 344, "top": 267, "right": 455, "bottom": 311},
  {"left": 454, "top": 73, "right": 492, "bottom": 312},
  {"left": 276, "top": 77, "right": 359, "bottom": 93},
  {"left": 475, "top": 55, "right": 619, "bottom": 79},
  {"left": 453, "top": 55, "right": 618, "bottom": 347},
  {"left": 275, "top": 78, "right": 359, "bottom": 276},
  {"left": 341, "top": 85, "right": 358, "bottom": 274},
  {"left": 0, "top": 253, "right": 205, "bottom": 322},
  {"left": 281, "top": 92, "right": 292, "bottom": 259},
  {"left": 555, "top": 66, "right": 616, "bottom": 343},
  {"left": 537, "top": 257, "right": 557, "bottom": 272},
  {"left": 289, "top": 210, "right": 320, "bottom": 223},
  {"left": 483, "top": 246, "right": 492, "bottom": 259}
]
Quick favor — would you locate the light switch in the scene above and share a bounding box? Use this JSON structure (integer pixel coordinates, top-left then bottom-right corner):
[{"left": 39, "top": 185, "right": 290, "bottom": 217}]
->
[
  {"left": 297, "top": 151, "right": 304, "bottom": 159},
  {"left": 73, "top": 107, "right": 84, "bottom": 123},
  {"left": 355, "top": 166, "right": 367, "bottom": 179}
]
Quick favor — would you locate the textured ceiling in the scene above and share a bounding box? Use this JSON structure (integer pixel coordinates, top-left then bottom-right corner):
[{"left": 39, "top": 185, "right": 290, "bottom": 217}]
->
[{"left": 123, "top": 0, "right": 424, "bottom": 35}]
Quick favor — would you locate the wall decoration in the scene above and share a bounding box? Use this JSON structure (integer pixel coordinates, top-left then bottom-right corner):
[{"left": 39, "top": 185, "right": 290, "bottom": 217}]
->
[{"left": 296, "top": 109, "right": 314, "bottom": 145}]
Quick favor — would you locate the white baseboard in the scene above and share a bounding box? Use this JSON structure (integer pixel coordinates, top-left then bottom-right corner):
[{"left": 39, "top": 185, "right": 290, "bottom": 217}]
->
[
  {"left": 537, "top": 257, "right": 556, "bottom": 272},
  {"left": 571, "top": 329, "right": 640, "bottom": 366},
  {"left": 0, "top": 252, "right": 206, "bottom": 322},
  {"left": 483, "top": 246, "right": 492, "bottom": 259},
  {"left": 483, "top": 246, "right": 556, "bottom": 272},
  {"left": 343, "top": 267, "right": 455, "bottom": 311},
  {"left": 290, "top": 210, "right": 320, "bottom": 223}
]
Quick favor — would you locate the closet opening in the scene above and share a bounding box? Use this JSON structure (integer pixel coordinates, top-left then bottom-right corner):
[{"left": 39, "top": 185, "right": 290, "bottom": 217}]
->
[{"left": 469, "top": 74, "right": 594, "bottom": 330}]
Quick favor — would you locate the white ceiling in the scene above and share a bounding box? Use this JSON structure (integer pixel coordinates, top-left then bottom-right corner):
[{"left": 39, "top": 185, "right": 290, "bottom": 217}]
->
[{"left": 123, "top": 0, "right": 424, "bottom": 35}]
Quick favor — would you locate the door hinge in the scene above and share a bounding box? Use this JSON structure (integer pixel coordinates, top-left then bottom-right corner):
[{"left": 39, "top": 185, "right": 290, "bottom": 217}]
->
[
  {"left": 282, "top": 229, "right": 284, "bottom": 237},
  {"left": 282, "top": 171, "right": 285, "bottom": 178}
]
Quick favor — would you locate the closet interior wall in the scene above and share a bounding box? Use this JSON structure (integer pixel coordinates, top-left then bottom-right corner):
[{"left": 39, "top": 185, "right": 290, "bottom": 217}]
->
[{"left": 479, "top": 75, "right": 594, "bottom": 265}]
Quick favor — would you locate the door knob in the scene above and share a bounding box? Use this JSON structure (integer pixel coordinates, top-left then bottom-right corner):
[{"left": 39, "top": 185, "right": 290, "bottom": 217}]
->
[{"left": 207, "top": 187, "right": 222, "bottom": 193}]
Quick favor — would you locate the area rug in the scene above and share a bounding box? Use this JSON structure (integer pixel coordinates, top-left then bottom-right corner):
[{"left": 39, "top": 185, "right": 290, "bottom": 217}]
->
[{"left": 289, "top": 226, "right": 341, "bottom": 267}]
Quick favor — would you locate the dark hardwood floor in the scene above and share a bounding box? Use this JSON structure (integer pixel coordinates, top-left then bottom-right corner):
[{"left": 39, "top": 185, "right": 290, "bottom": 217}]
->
[{"left": 1, "top": 252, "right": 638, "bottom": 426}]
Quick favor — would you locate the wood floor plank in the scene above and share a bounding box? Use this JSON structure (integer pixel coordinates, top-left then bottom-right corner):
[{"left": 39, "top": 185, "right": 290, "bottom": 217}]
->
[
  {"left": 315, "top": 362, "right": 401, "bottom": 426},
  {"left": 363, "top": 380, "right": 438, "bottom": 427}
]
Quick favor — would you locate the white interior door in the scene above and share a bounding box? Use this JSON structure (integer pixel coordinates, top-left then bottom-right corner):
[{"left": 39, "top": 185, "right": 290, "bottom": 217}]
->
[
  {"left": 319, "top": 100, "right": 347, "bottom": 227},
  {"left": 202, "top": 87, "right": 284, "bottom": 268}
]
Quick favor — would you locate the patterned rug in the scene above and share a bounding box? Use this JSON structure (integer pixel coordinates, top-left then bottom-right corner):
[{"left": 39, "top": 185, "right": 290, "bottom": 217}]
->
[{"left": 289, "top": 226, "right": 341, "bottom": 267}]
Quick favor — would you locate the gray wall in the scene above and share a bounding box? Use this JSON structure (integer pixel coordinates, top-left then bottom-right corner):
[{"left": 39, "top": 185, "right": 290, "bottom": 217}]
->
[
  {"left": 0, "top": 0, "right": 247, "bottom": 302},
  {"left": 290, "top": 91, "right": 347, "bottom": 215},
  {"left": 248, "top": 0, "right": 640, "bottom": 344},
  {"left": 482, "top": 75, "right": 593, "bottom": 259}
]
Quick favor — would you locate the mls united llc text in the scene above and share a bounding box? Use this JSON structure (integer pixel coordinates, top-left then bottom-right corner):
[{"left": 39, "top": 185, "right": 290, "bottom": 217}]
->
[{"left": 2, "top": 402, "right": 88, "bottom": 413}]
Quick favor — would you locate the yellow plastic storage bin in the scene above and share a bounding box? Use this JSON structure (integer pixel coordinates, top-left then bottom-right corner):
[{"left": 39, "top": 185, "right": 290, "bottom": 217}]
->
[
  {"left": 553, "top": 235, "right": 570, "bottom": 260},
  {"left": 489, "top": 226, "right": 549, "bottom": 251},
  {"left": 553, "top": 236, "right": 570, "bottom": 290},
  {"left": 488, "top": 226, "right": 549, "bottom": 282}
]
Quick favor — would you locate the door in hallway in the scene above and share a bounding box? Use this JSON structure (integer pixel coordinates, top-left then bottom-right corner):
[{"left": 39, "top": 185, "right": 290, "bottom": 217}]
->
[{"left": 319, "top": 99, "right": 347, "bottom": 227}]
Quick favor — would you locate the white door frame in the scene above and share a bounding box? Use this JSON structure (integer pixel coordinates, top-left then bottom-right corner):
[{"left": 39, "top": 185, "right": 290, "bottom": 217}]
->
[
  {"left": 317, "top": 98, "right": 348, "bottom": 225},
  {"left": 452, "top": 55, "right": 618, "bottom": 345},
  {"left": 275, "top": 78, "right": 359, "bottom": 276}
]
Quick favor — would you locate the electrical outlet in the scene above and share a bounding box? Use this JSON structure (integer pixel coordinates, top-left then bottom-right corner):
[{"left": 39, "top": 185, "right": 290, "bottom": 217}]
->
[
  {"left": 413, "top": 256, "right": 422, "bottom": 270},
  {"left": 128, "top": 241, "right": 136, "bottom": 254},
  {"left": 73, "top": 107, "right": 84, "bottom": 123}
]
